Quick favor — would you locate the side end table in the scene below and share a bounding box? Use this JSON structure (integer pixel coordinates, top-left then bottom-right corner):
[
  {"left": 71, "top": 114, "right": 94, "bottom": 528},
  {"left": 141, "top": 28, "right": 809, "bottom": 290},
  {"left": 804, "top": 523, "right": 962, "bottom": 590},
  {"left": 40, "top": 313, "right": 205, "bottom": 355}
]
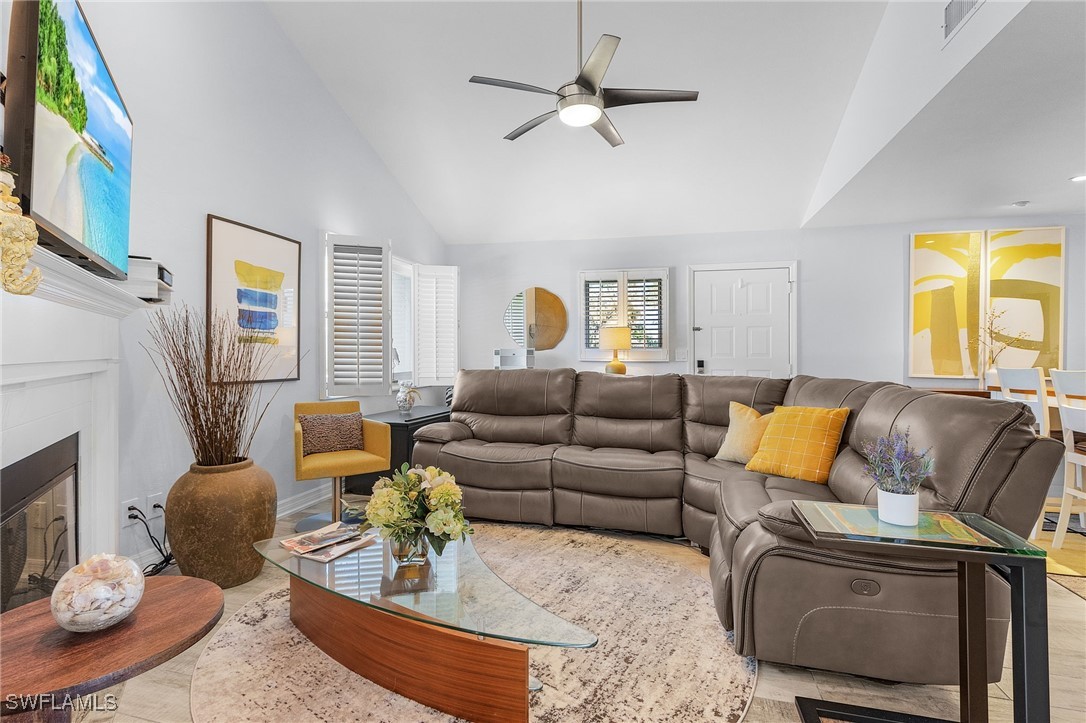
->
[
  {"left": 790, "top": 501, "right": 1049, "bottom": 723},
  {"left": 0, "top": 576, "right": 223, "bottom": 721}
]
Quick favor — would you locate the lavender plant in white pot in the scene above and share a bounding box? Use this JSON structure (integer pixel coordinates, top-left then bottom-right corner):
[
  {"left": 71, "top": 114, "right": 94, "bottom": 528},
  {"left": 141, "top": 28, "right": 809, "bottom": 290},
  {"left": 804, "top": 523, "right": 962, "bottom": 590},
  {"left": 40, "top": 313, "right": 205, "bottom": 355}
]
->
[{"left": 861, "top": 428, "right": 935, "bottom": 526}]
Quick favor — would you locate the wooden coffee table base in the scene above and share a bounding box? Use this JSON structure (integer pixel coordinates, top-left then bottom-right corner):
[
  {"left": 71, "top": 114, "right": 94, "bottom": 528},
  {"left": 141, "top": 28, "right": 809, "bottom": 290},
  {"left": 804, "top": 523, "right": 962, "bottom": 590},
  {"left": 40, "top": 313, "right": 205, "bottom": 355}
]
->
[{"left": 289, "top": 576, "right": 530, "bottom": 722}]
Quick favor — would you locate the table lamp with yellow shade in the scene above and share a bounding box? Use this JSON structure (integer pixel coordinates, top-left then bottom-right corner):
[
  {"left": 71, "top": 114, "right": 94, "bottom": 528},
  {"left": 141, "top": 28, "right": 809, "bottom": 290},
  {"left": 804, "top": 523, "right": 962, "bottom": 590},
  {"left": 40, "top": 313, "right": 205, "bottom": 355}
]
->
[{"left": 600, "top": 325, "right": 632, "bottom": 375}]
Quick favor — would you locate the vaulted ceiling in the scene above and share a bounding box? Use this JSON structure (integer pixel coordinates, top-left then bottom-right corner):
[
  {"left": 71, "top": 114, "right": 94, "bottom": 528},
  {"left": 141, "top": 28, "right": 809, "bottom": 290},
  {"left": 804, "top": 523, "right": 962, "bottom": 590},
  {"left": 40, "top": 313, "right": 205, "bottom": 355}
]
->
[{"left": 270, "top": 1, "right": 1086, "bottom": 245}]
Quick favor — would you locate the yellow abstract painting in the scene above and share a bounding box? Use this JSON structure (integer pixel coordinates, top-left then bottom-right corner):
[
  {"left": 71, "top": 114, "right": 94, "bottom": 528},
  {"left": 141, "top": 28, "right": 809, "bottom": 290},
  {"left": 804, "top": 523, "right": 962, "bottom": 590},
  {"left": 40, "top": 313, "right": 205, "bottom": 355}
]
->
[
  {"left": 910, "top": 231, "right": 984, "bottom": 378},
  {"left": 986, "top": 227, "right": 1064, "bottom": 373}
]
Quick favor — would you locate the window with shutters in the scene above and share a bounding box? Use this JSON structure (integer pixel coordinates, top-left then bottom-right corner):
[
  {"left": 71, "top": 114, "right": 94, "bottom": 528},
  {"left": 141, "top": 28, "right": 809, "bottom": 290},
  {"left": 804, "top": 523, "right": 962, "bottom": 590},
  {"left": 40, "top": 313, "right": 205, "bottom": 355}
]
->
[
  {"left": 414, "top": 265, "right": 459, "bottom": 387},
  {"left": 323, "top": 235, "right": 391, "bottom": 397},
  {"left": 578, "top": 268, "right": 669, "bottom": 362},
  {"left": 323, "top": 235, "right": 459, "bottom": 397},
  {"left": 390, "top": 258, "right": 414, "bottom": 383}
]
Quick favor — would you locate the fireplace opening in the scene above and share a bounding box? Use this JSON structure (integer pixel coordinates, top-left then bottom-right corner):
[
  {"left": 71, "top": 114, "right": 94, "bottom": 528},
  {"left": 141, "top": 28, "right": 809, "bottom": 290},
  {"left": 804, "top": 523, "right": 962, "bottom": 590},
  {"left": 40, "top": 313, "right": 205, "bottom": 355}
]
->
[{"left": 1, "top": 434, "right": 78, "bottom": 612}]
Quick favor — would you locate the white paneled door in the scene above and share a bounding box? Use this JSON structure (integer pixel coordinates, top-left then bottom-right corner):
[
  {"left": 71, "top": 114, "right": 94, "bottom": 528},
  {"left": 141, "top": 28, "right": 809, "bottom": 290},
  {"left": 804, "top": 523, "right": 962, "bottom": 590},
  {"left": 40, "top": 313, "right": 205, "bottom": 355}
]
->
[{"left": 691, "top": 267, "right": 793, "bottom": 377}]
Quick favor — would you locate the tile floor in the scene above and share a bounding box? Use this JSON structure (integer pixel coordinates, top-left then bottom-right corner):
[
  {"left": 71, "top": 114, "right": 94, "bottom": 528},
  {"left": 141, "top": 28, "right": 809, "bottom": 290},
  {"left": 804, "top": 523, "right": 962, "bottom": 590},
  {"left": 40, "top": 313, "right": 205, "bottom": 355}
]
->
[{"left": 75, "top": 508, "right": 1085, "bottom": 722}]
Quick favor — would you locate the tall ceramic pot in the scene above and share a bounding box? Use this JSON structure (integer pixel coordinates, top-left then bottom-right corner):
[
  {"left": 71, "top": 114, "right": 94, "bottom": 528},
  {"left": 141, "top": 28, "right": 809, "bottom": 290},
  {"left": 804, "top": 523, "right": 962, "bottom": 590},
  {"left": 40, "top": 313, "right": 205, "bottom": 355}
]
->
[{"left": 165, "top": 458, "right": 276, "bottom": 588}]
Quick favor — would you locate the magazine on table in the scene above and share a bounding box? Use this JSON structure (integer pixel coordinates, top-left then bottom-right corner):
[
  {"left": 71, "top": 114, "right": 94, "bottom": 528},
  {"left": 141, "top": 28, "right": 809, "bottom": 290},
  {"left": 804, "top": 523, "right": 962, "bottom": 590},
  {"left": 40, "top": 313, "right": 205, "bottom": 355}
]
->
[
  {"left": 279, "top": 522, "right": 362, "bottom": 554},
  {"left": 293, "top": 534, "right": 378, "bottom": 562}
]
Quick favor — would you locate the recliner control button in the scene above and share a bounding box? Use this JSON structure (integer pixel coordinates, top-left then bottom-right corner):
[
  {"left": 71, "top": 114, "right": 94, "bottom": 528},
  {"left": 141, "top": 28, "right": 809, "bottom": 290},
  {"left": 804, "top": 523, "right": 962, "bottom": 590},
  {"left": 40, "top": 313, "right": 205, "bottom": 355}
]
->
[{"left": 851, "top": 579, "right": 881, "bottom": 596}]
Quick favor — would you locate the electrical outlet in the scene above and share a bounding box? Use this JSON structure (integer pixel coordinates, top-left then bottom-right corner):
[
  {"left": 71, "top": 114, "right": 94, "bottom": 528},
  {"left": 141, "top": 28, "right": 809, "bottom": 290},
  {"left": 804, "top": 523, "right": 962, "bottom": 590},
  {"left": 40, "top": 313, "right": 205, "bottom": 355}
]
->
[
  {"left": 121, "top": 498, "right": 140, "bottom": 528},
  {"left": 147, "top": 493, "right": 165, "bottom": 520},
  {"left": 28, "top": 500, "right": 48, "bottom": 530}
]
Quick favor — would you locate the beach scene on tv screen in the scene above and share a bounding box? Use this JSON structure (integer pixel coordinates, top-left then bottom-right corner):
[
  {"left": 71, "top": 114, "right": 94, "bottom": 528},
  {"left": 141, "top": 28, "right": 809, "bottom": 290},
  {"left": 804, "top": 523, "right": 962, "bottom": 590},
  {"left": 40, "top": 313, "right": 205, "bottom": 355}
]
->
[{"left": 32, "top": 0, "right": 131, "bottom": 274}]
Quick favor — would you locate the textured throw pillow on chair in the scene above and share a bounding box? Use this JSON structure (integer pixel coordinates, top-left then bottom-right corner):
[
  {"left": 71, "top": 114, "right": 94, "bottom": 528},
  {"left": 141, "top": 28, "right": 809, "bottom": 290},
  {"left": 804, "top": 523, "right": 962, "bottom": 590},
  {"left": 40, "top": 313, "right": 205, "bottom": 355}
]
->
[
  {"left": 745, "top": 406, "right": 850, "bottom": 484},
  {"left": 298, "top": 412, "right": 365, "bottom": 456},
  {"left": 715, "top": 402, "right": 774, "bottom": 464}
]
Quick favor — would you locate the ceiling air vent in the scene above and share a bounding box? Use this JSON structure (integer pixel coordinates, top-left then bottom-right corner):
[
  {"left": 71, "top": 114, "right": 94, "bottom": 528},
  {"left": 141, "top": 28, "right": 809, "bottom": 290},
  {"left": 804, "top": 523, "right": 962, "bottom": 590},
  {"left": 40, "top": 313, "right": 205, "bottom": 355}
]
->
[{"left": 944, "top": 0, "right": 984, "bottom": 42}]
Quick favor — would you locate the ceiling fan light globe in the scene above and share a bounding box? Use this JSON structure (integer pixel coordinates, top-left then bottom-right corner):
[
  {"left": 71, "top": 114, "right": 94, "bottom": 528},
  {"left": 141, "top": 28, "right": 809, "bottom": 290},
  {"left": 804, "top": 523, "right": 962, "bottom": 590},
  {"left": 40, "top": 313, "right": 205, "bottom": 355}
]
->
[{"left": 557, "top": 94, "right": 603, "bottom": 127}]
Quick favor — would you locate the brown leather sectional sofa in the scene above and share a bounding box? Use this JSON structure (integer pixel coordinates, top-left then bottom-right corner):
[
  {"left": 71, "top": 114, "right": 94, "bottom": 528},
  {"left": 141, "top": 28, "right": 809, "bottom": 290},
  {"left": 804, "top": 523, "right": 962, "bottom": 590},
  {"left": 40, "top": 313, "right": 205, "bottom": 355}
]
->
[{"left": 413, "top": 368, "right": 1062, "bottom": 684}]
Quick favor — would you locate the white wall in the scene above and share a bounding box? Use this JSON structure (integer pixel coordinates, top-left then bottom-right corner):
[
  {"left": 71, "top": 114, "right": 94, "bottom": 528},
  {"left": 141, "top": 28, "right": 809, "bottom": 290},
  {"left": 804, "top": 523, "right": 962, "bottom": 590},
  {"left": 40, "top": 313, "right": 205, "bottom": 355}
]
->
[
  {"left": 76, "top": 2, "right": 447, "bottom": 558},
  {"left": 451, "top": 213, "right": 1085, "bottom": 386},
  {"left": 804, "top": 0, "right": 1029, "bottom": 223}
]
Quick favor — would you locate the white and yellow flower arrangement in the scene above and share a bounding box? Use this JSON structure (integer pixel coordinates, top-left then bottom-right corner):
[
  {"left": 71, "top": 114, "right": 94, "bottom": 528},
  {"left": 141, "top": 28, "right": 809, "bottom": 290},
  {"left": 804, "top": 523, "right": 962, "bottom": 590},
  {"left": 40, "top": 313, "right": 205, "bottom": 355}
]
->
[{"left": 356, "top": 463, "right": 474, "bottom": 556}]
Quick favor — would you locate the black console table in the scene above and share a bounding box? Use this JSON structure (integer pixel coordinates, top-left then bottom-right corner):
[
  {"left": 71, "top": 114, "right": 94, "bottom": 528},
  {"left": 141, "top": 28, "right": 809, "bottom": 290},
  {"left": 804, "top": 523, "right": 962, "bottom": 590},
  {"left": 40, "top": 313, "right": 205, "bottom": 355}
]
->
[{"left": 346, "top": 406, "right": 451, "bottom": 495}]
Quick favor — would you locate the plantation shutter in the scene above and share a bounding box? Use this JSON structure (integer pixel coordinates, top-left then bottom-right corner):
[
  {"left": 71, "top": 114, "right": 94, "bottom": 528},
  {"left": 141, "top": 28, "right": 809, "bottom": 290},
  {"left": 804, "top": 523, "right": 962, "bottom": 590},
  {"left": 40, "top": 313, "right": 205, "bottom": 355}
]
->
[
  {"left": 324, "top": 236, "right": 390, "bottom": 397},
  {"left": 581, "top": 272, "right": 621, "bottom": 356},
  {"left": 626, "top": 274, "right": 665, "bottom": 350},
  {"left": 414, "top": 264, "right": 459, "bottom": 387},
  {"left": 579, "top": 268, "right": 669, "bottom": 362}
]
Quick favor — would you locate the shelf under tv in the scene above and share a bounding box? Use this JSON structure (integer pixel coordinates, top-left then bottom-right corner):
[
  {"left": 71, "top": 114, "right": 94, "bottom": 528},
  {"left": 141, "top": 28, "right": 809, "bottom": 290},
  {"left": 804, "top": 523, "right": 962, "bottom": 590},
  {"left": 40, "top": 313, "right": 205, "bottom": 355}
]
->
[{"left": 25, "top": 247, "right": 148, "bottom": 319}]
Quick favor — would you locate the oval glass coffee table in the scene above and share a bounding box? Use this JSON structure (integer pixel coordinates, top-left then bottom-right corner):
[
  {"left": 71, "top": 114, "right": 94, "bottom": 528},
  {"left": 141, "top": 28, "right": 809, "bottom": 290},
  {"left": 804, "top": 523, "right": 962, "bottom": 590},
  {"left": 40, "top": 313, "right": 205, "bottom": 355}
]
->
[{"left": 255, "top": 532, "right": 596, "bottom": 723}]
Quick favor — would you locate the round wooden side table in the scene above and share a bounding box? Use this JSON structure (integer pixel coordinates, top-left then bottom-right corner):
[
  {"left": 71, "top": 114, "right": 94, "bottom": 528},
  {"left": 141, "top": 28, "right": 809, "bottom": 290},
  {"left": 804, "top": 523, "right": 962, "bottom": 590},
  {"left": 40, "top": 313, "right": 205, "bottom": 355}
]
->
[{"left": 0, "top": 575, "right": 224, "bottom": 721}]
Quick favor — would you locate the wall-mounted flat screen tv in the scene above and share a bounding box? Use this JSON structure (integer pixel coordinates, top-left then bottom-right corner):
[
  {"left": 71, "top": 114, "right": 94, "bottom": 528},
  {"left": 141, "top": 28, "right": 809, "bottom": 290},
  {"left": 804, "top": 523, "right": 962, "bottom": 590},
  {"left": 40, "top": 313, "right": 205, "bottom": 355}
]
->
[{"left": 4, "top": 0, "right": 132, "bottom": 279}]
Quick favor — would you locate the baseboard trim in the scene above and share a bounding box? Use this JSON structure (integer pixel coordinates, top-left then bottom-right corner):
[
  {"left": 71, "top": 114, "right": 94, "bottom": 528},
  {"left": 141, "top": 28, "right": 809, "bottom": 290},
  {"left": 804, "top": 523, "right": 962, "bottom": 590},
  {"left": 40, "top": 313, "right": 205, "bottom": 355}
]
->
[
  {"left": 277, "top": 485, "right": 331, "bottom": 519},
  {"left": 130, "top": 546, "right": 167, "bottom": 570}
]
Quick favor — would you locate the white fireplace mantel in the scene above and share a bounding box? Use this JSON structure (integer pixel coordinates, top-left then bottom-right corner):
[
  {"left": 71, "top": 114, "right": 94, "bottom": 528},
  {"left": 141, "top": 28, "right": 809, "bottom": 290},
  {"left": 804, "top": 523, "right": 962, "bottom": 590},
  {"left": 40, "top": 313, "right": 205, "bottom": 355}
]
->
[
  {"left": 2, "top": 248, "right": 147, "bottom": 561},
  {"left": 28, "top": 247, "right": 149, "bottom": 319}
]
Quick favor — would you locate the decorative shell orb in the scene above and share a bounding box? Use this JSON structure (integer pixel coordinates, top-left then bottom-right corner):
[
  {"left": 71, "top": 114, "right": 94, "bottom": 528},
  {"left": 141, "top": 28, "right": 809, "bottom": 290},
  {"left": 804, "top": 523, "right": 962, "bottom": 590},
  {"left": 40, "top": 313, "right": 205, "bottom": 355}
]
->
[{"left": 50, "top": 553, "right": 145, "bottom": 632}]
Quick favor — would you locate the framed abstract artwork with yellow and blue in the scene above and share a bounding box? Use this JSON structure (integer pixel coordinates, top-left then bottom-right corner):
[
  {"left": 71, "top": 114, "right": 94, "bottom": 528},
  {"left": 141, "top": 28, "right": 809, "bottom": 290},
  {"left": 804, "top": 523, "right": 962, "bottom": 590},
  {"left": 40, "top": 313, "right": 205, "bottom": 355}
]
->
[
  {"left": 207, "top": 215, "right": 301, "bottom": 382},
  {"left": 909, "top": 227, "right": 1064, "bottom": 378}
]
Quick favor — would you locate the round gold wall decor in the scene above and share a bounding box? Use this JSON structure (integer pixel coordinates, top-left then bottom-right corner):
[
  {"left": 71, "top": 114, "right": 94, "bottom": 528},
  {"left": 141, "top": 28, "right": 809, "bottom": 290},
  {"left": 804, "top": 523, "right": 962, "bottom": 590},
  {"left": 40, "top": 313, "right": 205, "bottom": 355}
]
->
[{"left": 503, "top": 287, "right": 568, "bottom": 350}]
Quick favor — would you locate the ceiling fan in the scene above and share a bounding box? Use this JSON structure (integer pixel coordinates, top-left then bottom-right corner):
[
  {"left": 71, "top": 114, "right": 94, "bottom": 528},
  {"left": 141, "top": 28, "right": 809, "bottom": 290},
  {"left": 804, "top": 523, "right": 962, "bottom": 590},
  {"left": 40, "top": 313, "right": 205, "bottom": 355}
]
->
[{"left": 469, "top": 0, "right": 699, "bottom": 147}]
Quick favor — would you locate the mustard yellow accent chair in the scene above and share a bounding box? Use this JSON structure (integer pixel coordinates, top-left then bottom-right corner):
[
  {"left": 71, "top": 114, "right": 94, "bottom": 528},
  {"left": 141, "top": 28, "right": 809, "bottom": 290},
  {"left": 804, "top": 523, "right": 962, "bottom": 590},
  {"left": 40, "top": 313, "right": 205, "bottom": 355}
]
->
[{"left": 294, "top": 401, "right": 391, "bottom": 530}]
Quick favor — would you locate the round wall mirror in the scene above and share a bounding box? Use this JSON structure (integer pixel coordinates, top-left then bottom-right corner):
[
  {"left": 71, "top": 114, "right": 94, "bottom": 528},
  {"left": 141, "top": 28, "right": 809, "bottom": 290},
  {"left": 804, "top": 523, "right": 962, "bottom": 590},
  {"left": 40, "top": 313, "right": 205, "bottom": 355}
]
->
[{"left": 503, "top": 287, "right": 568, "bottom": 350}]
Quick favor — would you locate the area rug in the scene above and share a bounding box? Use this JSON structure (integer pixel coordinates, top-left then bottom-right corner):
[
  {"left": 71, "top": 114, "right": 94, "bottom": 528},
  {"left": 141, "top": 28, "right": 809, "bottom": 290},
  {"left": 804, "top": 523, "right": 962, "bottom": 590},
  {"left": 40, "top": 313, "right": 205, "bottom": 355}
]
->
[{"left": 190, "top": 523, "right": 757, "bottom": 722}]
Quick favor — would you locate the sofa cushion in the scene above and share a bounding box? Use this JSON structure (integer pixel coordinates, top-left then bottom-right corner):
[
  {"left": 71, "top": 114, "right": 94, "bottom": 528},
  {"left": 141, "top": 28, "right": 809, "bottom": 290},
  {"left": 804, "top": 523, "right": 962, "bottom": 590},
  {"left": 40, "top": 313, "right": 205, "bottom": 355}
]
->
[
  {"left": 434, "top": 440, "right": 560, "bottom": 490},
  {"left": 451, "top": 368, "right": 575, "bottom": 445},
  {"left": 553, "top": 445, "right": 684, "bottom": 498},
  {"left": 784, "top": 375, "right": 900, "bottom": 444},
  {"left": 715, "top": 402, "right": 773, "bottom": 464},
  {"left": 837, "top": 386, "right": 1055, "bottom": 527},
  {"left": 571, "top": 372, "right": 683, "bottom": 452},
  {"left": 684, "top": 454, "right": 744, "bottom": 514},
  {"left": 716, "top": 468, "right": 839, "bottom": 536},
  {"left": 682, "top": 375, "right": 790, "bottom": 457},
  {"left": 746, "top": 406, "right": 850, "bottom": 484}
]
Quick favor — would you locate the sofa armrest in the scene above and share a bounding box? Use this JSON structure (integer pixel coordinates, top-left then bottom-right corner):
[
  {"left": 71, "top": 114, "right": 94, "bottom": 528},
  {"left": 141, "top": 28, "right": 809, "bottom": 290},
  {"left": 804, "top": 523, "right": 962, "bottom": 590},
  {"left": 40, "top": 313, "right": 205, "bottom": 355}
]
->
[
  {"left": 362, "top": 419, "right": 392, "bottom": 465},
  {"left": 757, "top": 500, "right": 813, "bottom": 541},
  {"left": 414, "top": 421, "right": 473, "bottom": 444}
]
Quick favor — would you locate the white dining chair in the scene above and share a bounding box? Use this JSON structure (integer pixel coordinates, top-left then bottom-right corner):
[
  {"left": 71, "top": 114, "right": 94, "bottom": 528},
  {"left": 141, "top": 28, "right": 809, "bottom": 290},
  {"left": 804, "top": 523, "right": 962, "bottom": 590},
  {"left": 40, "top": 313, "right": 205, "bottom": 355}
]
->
[
  {"left": 1049, "top": 369, "right": 1086, "bottom": 550},
  {"left": 997, "top": 366, "right": 1051, "bottom": 437},
  {"left": 998, "top": 367, "right": 1054, "bottom": 538}
]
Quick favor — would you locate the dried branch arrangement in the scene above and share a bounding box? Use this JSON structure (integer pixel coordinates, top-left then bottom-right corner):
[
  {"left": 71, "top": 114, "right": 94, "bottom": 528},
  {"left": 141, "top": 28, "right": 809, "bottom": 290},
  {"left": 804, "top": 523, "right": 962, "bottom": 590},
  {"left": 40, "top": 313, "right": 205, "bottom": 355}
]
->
[{"left": 143, "top": 305, "right": 277, "bottom": 466}]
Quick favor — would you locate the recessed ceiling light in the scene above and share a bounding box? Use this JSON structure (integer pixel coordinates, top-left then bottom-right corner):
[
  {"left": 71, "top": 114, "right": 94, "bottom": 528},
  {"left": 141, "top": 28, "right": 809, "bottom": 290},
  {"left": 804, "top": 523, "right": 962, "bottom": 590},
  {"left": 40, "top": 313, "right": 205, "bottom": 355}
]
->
[
  {"left": 1011, "top": 200, "right": 1030, "bottom": 207},
  {"left": 1071, "top": 175, "right": 1086, "bottom": 182}
]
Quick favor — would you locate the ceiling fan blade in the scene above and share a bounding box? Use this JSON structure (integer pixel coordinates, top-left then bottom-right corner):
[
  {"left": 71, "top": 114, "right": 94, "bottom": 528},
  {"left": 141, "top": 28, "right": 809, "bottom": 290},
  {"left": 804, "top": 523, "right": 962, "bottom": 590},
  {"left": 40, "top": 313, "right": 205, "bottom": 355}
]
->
[
  {"left": 504, "top": 110, "right": 559, "bottom": 141},
  {"left": 602, "top": 88, "right": 699, "bottom": 108},
  {"left": 591, "top": 112, "right": 624, "bottom": 147},
  {"left": 575, "top": 34, "right": 620, "bottom": 93},
  {"left": 469, "top": 76, "right": 557, "bottom": 96}
]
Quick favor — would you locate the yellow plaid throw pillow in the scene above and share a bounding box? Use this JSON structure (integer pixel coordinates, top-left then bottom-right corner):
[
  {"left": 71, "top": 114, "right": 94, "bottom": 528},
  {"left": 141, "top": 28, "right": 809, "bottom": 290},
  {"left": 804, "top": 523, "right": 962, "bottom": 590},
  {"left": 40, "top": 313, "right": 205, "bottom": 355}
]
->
[{"left": 745, "top": 406, "right": 850, "bottom": 484}]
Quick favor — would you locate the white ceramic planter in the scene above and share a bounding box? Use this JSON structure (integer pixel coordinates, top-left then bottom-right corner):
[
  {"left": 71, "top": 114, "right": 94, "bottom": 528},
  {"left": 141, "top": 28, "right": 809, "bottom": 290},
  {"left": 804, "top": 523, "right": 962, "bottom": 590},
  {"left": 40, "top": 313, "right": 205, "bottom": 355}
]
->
[{"left": 877, "top": 489, "right": 919, "bottom": 527}]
